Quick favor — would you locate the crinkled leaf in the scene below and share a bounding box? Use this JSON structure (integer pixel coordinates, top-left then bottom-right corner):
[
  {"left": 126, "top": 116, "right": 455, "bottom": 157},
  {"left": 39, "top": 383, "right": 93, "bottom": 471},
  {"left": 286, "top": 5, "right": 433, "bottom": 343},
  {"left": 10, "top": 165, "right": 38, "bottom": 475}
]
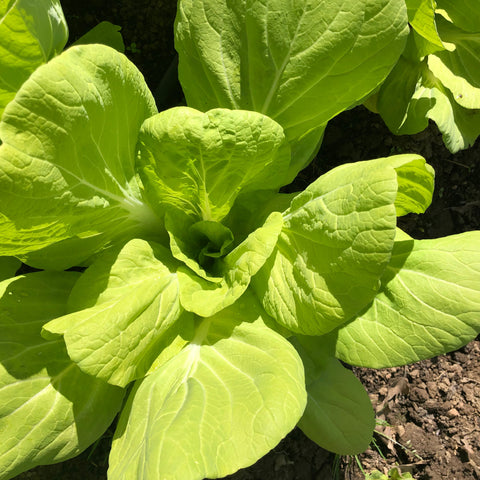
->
[
  {"left": 137, "top": 107, "right": 291, "bottom": 222},
  {"left": 178, "top": 211, "right": 283, "bottom": 317},
  {"left": 175, "top": 0, "right": 409, "bottom": 178},
  {"left": 108, "top": 291, "right": 306, "bottom": 480},
  {"left": 165, "top": 210, "right": 231, "bottom": 283},
  {"left": 0, "top": 271, "right": 124, "bottom": 479},
  {"left": 252, "top": 155, "right": 433, "bottom": 335},
  {"left": 0, "top": 44, "right": 159, "bottom": 269},
  {"left": 334, "top": 230, "right": 480, "bottom": 368},
  {"left": 428, "top": 16, "right": 480, "bottom": 110},
  {"left": 190, "top": 220, "right": 234, "bottom": 259},
  {"left": 292, "top": 336, "right": 375, "bottom": 455},
  {"left": 43, "top": 239, "right": 192, "bottom": 387},
  {"left": 436, "top": 0, "right": 480, "bottom": 34},
  {"left": 0, "top": 256, "right": 20, "bottom": 282},
  {"left": 0, "top": 0, "right": 68, "bottom": 118},
  {"left": 73, "top": 21, "right": 125, "bottom": 52}
]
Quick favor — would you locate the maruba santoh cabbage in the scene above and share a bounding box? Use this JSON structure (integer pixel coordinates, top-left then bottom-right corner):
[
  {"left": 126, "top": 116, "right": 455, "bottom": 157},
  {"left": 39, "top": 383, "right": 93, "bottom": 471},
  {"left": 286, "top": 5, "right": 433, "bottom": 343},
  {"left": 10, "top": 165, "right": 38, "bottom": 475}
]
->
[{"left": 1, "top": 43, "right": 480, "bottom": 480}]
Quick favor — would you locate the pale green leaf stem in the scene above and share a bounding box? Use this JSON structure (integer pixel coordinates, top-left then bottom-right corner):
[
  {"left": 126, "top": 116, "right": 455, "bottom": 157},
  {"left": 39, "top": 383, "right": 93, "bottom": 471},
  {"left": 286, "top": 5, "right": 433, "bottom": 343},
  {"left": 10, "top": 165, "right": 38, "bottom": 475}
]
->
[{"left": 428, "top": 16, "right": 480, "bottom": 110}]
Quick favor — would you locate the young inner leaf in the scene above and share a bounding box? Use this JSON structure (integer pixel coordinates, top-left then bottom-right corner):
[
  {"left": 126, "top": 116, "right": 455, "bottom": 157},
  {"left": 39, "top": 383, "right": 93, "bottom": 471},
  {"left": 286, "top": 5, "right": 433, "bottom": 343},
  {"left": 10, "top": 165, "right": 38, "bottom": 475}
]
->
[{"left": 190, "top": 220, "right": 234, "bottom": 264}]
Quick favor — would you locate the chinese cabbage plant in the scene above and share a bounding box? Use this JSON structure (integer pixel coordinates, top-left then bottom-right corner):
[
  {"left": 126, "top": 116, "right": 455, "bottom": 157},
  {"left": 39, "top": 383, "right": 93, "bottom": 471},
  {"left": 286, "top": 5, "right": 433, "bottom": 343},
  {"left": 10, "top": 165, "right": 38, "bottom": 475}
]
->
[
  {"left": 366, "top": 0, "right": 480, "bottom": 153},
  {"left": 1, "top": 1, "right": 480, "bottom": 480}
]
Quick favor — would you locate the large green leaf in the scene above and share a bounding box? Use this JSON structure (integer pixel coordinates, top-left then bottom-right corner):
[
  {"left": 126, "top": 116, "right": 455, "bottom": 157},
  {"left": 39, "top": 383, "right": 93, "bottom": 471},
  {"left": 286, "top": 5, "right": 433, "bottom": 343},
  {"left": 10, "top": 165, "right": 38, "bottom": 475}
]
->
[
  {"left": 175, "top": 0, "right": 409, "bottom": 178},
  {"left": 108, "top": 291, "right": 306, "bottom": 480},
  {"left": 292, "top": 336, "right": 375, "bottom": 455},
  {"left": 137, "top": 107, "right": 291, "bottom": 222},
  {"left": 334, "top": 230, "right": 480, "bottom": 368},
  {"left": 178, "top": 211, "right": 283, "bottom": 317},
  {"left": 43, "top": 239, "right": 192, "bottom": 387},
  {"left": 0, "top": 0, "right": 68, "bottom": 119},
  {"left": 376, "top": 55, "right": 424, "bottom": 133},
  {"left": 0, "top": 44, "right": 159, "bottom": 269},
  {"left": 376, "top": 51, "right": 428, "bottom": 134},
  {"left": 0, "top": 271, "right": 124, "bottom": 480},
  {"left": 436, "top": 0, "right": 480, "bottom": 34},
  {"left": 252, "top": 155, "right": 433, "bottom": 335}
]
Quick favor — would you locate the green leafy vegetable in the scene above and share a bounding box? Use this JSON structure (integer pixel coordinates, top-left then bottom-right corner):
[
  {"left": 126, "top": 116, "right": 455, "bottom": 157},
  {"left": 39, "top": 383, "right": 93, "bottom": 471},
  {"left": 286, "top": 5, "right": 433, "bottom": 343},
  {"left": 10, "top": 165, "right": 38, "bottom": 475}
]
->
[
  {"left": 251, "top": 155, "right": 433, "bottom": 335},
  {"left": 137, "top": 107, "right": 291, "bottom": 221},
  {"left": 1, "top": 1, "right": 480, "bottom": 479},
  {"left": 43, "top": 239, "right": 192, "bottom": 387}
]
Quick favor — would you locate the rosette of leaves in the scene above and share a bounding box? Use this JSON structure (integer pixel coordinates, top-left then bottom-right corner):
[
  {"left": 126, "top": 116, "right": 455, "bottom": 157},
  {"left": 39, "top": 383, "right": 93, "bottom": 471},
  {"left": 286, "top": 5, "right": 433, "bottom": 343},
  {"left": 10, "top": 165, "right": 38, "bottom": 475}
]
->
[
  {"left": 366, "top": 0, "right": 480, "bottom": 152},
  {"left": 1, "top": 1, "right": 480, "bottom": 480}
]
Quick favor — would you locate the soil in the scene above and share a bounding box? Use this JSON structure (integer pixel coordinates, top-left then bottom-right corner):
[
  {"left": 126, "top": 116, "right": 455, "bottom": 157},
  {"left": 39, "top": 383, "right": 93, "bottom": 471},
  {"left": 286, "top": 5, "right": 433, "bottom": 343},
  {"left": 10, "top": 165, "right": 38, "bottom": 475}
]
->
[{"left": 14, "top": 1, "right": 480, "bottom": 479}]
